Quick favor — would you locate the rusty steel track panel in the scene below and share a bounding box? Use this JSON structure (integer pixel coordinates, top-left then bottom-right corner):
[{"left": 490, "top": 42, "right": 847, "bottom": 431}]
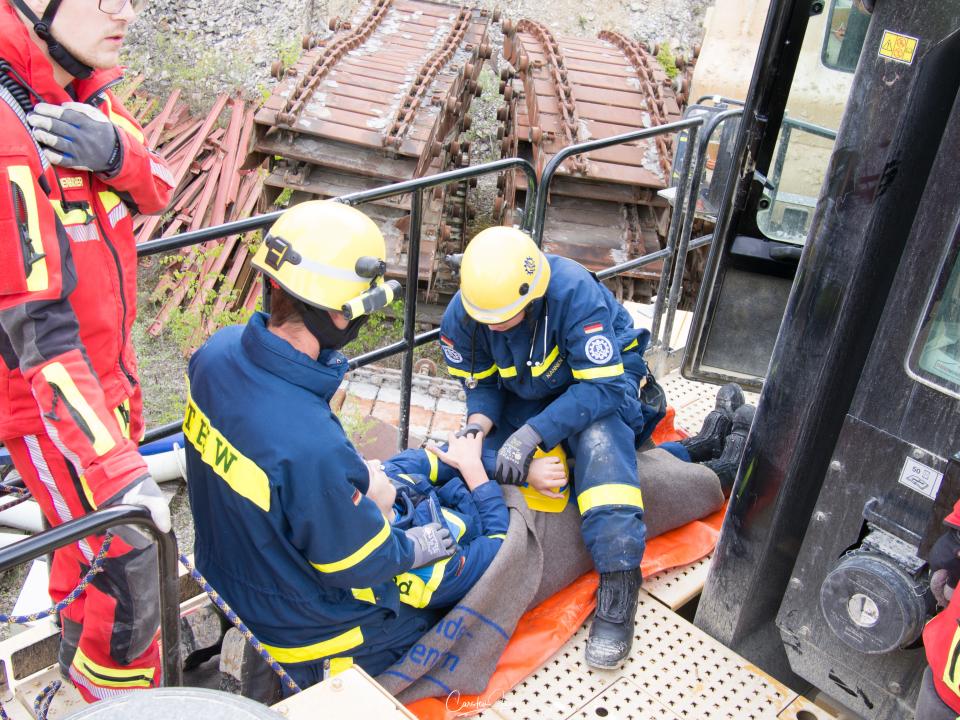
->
[
  {"left": 494, "top": 22, "right": 689, "bottom": 303},
  {"left": 254, "top": 0, "right": 493, "bottom": 293}
]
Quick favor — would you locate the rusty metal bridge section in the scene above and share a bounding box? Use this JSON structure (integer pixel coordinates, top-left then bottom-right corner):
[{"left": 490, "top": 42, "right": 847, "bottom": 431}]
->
[
  {"left": 254, "top": 0, "right": 495, "bottom": 301},
  {"left": 496, "top": 20, "right": 698, "bottom": 303}
]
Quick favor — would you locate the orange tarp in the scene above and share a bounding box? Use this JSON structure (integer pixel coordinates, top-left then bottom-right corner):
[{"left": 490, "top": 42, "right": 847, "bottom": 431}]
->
[
  {"left": 406, "top": 405, "right": 722, "bottom": 719},
  {"left": 407, "top": 509, "right": 725, "bottom": 719}
]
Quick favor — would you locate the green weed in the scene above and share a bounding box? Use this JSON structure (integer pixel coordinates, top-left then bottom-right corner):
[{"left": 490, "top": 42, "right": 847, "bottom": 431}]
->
[{"left": 656, "top": 42, "right": 680, "bottom": 80}]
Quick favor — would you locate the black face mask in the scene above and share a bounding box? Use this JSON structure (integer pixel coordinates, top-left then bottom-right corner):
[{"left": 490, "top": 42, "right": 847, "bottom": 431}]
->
[{"left": 296, "top": 300, "right": 368, "bottom": 351}]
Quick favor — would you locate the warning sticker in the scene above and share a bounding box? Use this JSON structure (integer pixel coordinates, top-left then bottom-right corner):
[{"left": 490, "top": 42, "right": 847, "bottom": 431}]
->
[
  {"left": 878, "top": 30, "right": 919, "bottom": 65},
  {"left": 897, "top": 456, "right": 943, "bottom": 500}
]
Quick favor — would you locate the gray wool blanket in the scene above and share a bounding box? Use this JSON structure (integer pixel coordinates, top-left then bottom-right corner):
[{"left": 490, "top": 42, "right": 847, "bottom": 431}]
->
[{"left": 377, "top": 448, "right": 723, "bottom": 704}]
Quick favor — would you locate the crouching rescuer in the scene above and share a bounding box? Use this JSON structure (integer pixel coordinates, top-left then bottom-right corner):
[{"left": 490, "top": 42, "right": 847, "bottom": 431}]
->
[
  {"left": 184, "top": 201, "right": 456, "bottom": 690},
  {"left": 439, "top": 227, "right": 664, "bottom": 669}
]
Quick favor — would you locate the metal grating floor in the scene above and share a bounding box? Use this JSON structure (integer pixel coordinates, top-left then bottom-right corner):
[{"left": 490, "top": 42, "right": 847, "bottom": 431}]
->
[
  {"left": 479, "top": 591, "right": 837, "bottom": 720},
  {"left": 643, "top": 554, "right": 713, "bottom": 610}
]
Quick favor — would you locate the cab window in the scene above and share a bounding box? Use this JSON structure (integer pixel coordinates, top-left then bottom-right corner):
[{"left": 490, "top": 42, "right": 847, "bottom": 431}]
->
[{"left": 908, "top": 228, "right": 960, "bottom": 399}]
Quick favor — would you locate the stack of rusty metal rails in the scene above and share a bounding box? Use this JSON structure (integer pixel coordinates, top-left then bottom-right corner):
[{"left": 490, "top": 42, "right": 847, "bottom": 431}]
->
[
  {"left": 120, "top": 87, "right": 266, "bottom": 339},
  {"left": 495, "top": 20, "right": 691, "bottom": 303},
  {"left": 253, "top": 0, "right": 495, "bottom": 303}
]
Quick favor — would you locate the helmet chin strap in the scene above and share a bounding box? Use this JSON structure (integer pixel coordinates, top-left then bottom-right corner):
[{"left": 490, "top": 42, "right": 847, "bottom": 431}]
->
[{"left": 11, "top": 0, "right": 94, "bottom": 80}]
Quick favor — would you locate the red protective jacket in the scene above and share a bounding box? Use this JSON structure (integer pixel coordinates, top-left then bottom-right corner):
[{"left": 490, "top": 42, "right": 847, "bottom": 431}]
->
[
  {"left": 0, "top": 2, "right": 173, "bottom": 506},
  {"left": 923, "top": 500, "right": 960, "bottom": 714}
]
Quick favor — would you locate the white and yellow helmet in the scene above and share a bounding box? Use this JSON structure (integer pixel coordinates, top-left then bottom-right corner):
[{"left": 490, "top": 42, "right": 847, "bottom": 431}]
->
[
  {"left": 459, "top": 226, "right": 551, "bottom": 324},
  {"left": 252, "top": 201, "right": 388, "bottom": 312}
]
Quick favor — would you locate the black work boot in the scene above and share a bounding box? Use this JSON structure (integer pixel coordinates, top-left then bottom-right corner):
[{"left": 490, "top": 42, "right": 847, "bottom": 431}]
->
[
  {"left": 705, "top": 404, "right": 756, "bottom": 494},
  {"left": 585, "top": 568, "right": 642, "bottom": 669},
  {"left": 679, "top": 383, "right": 745, "bottom": 462}
]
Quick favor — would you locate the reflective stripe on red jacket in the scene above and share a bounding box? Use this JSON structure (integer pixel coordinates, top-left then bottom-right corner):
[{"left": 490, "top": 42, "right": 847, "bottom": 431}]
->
[
  {"left": 924, "top": 498, "right": 960, "bottom": 714},
  {"left": 0, "top": 1, "right": 173, "bottom": 505}
]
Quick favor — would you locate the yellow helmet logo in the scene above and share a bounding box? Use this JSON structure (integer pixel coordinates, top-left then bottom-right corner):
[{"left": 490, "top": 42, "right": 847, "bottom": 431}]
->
[{"left": 459, "top": 226, "right": 551, "bottom": 324}]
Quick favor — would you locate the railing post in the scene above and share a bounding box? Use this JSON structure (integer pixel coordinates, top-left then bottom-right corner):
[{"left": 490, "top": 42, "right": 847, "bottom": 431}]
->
[
  {"left": 650, "top": 124, "right": 699, "bottom": 348},
  {"left": 398, "top": 189, "right": 423, "bottom": 452}
]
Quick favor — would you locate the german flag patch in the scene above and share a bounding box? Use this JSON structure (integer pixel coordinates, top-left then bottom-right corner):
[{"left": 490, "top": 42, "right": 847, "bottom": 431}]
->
[
  {"left": 583, "top": 322, "right": 604, "bottom": 334},
  {"left": 351, "top": 489, "right": 362, "bottom": 506},
  {"left": 440, "top": 334, "right": 454, "bottom": 346}
]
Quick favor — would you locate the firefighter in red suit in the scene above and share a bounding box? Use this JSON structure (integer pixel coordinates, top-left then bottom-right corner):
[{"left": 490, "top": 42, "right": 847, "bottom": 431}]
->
[
  {"left": 0, "top": 0, "right": 173, "bottom": 702},
  {"left": 918, "top": 500, "right": 960, "bottom": 719}
]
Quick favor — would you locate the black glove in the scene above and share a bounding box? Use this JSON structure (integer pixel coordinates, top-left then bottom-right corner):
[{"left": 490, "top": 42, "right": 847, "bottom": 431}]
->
[
  {"left": 929, "top": 529, "right": 960, "bottom": 582},
  {"left": 456, "top": 422, "right": 486, "bottom": 439},
  {"left": 28, "top": 102, "right": 122, "bottom": 174},
  {"left": 495, "top": 424, "right": 541, "bottom": 486},
  {"left": 405, "top": 522, "right": 455, "bottom": 568}
]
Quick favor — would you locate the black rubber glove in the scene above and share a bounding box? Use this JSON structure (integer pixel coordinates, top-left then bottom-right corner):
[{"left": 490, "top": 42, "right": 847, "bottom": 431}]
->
[
  {"left": 405, "top": 522, "right": 455, "bottom": 568},
  {"left": 28, "top": 102, "right": 122, "bottom": 174},
  {"left": 456, "top": 422, "right": 486, "bottom": 439},
  {"left": 495, "top": 424, "right": 541, "bottom": 486}
]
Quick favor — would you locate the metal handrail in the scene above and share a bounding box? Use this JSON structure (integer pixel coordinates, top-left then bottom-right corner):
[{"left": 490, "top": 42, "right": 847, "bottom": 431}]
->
[
  {"left": 138, "top": 158, "right": 538, "bottom": 451},
  {"left": 531, "top": 117, "right": 706, "bottom": 240},
  {"left": 0, "top": 505, "right": 182, "bottom": 687},
  {"left": 657, "top": 108, "right": 744, "bottom": 352},
  {"left": 138, "top": 158, "right": 538, "bottom": 258}
]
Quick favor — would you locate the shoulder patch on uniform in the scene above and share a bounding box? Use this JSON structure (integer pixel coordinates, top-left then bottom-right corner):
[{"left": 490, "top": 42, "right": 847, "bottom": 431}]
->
[
  {"left": 584, "top": 336, "right": 614, "bottom": 364},
  {"left": 583, "top": 322, "right": 603, "bottom": 334},
  {"left": 440, "top": 334, "right": 454, "bottom": 346},
  {"left": 351, "top": 489, "right": 362, "bottom": 506},
  {"left": 442, "top": 344, "right": 463, "bottom": 364}
]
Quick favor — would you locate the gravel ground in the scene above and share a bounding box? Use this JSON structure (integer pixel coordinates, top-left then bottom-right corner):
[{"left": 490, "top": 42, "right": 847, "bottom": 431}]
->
[{"left": 121, "top": 0, "right": 711, "bottom": 110}]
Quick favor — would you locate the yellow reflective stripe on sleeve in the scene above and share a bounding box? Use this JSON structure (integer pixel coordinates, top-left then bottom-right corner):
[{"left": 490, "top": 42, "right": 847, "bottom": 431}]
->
[
  {"left": 447, "top": 363, "right": 498, "bottom": 381},
  {"left": 577, "top": 484, "right": 644, "bottom": 514},
  {"left": 571, "top": 363, "right": 625, "bottom": 380},
  {"left": 183, "top": 393, "right": 271, "bottom": 511},
  {"left": 441, "top": 508, "right": 467, "bottom": 540},
  {"left": 72, "top": 647, "right": 155, "bottom": 688},
  {"left": 943, "top": 625, "right": 960, "bottom": 695},
  {"left": 488, "top": 533, "right": 506, "bottom": 540},
  {"left": 260, "top": 626, "right": 364, "bottom": 665},
  {"left": 397, "top": 473, "right": 417, "bottom": 485},
  {"left": 498, "top": 365, "right": 518, "bottom": 378},
  {"left": 351, "top": 587, "right": 376, "bottom": 604},
  {"left": 396, "top": 556, "right": 449, "bottom": 608},
  {"left": 329, "top": 657, "right": 353, "bottom": 676},
  {"left": 311, "top": 519, "right": 391, "bottom": 574},
  {"left": 98, "top": 191, "right": 122, "bottom": 214},
  {"left": 7, "top": 166, "right": 48, "bottom": 292},
  {"left": 40, "top": 363, "right": 116, "bottom": 456},
  {"left": 50, "top": 199, "right": 92, "bottom": 226},
  {"left": 530, "top": 346, "right": 561, "bottom": 377},
  {"left": 623, "top": 338, "right": 639, "bottom": 352},
  {"left": 103, "top": 95, "right": 144, "bottom": 142},
  {"left": 425, "top": 450, "right": 439, "bottom": 484}
]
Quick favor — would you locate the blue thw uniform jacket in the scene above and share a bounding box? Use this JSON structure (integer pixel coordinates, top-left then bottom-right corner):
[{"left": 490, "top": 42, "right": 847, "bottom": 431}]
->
[
  {"left": 439, "top": 255, "right": 658, "bottom": 450},
  {"left": 384, "top": 450, "right": 508, "bottom": 609},
  {"left": 184, "top": 313, "right": 417, "bottom": 670}
]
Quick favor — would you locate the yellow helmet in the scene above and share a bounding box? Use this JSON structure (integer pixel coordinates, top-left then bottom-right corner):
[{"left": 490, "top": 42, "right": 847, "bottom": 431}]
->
[
  {"left": 459, "top": 226, "right": 551, "bottom": 324},
  {"left": 252, "top": 201, "right": 387, "bottom": 311}
]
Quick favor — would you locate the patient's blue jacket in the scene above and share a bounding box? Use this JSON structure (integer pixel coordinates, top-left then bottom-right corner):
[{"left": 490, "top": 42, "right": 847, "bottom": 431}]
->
[{"left": 384, "top": 449, "right": 508, "bottom": 609}]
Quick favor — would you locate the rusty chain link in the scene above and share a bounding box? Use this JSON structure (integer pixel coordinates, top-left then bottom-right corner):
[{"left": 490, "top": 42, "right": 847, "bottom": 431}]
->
[
  {"left": 517, "top": 19, "right": 588, "bottom": 175},
  {"left": 384, "top": 7, "right": 472, "bottom": 147},
  {"left": 277, "top": 0, "right": 393, "bottom": 127},
  {"left": 598, "top": 30, "right": 675, "bottom": 176}
]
